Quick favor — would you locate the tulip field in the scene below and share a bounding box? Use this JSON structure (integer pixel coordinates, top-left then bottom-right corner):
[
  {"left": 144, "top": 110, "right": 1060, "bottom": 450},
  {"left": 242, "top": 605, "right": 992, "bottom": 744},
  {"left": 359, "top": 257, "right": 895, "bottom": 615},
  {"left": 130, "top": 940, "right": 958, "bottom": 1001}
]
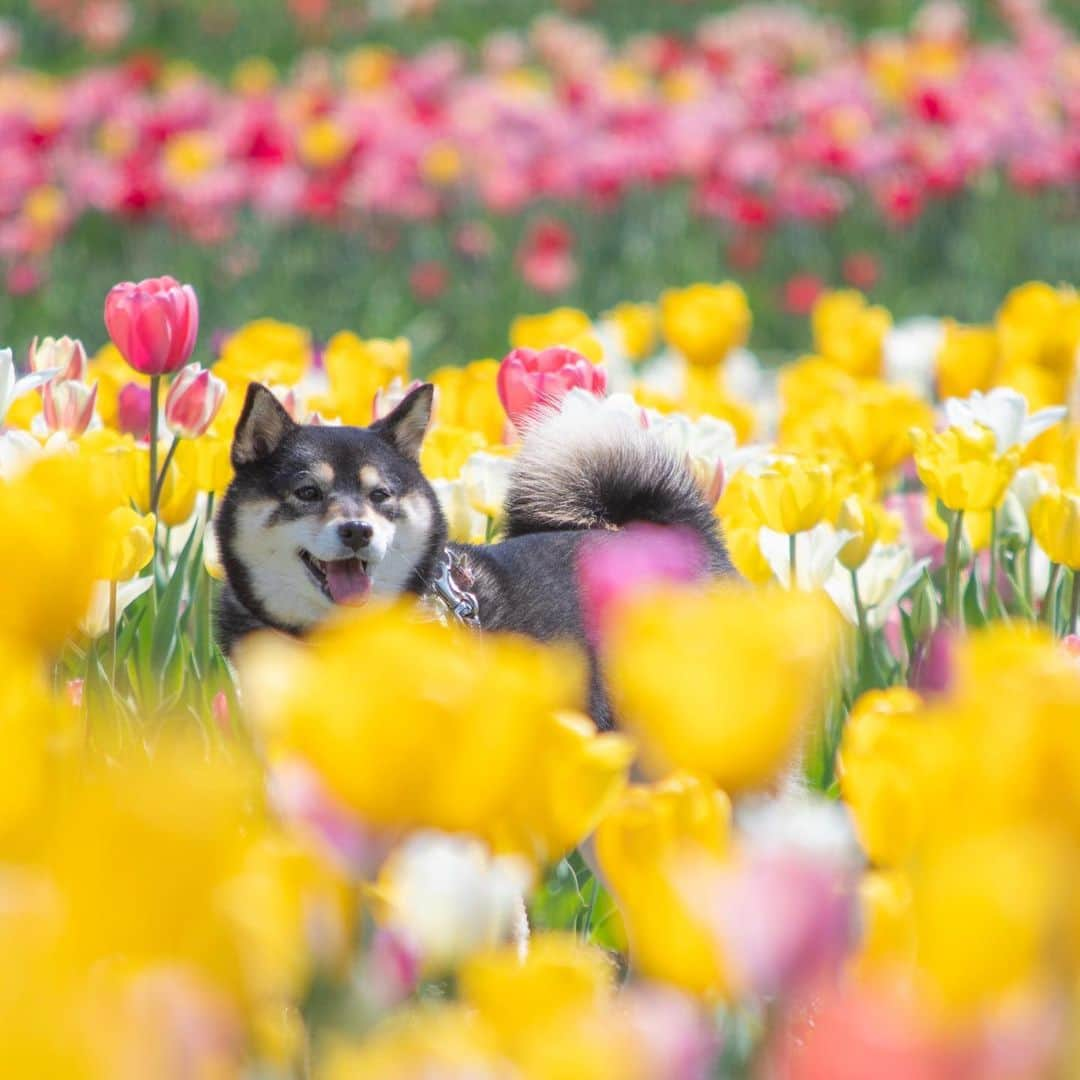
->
[{"left": 2, "top": 0, "right": 1080, "bottom": 1077}]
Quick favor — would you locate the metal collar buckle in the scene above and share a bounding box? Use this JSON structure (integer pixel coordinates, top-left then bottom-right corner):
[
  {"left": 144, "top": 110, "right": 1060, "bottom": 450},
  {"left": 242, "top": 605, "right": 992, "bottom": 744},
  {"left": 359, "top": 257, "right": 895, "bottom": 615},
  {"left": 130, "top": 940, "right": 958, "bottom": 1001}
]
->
[{"left": 428, "top": 549, "right": 481, "bottom": 629}]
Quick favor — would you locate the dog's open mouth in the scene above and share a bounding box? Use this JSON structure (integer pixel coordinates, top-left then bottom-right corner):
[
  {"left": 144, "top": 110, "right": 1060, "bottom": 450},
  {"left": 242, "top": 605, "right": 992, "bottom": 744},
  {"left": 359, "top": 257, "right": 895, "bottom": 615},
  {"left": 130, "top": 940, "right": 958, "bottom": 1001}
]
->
[{"left": 299, "top": 550, "right": 371, "bottom": 606}]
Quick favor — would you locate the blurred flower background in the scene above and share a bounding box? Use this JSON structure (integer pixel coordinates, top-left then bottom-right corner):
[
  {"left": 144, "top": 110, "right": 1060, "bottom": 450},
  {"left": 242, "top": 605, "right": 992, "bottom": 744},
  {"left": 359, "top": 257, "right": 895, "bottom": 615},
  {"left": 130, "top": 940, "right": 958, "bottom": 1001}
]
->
[
  {"left": 1, "top": 0, "right": 1080, "bottom": 1077},
  {"left": 1, "top": 0, "right": 1077, "bottom": 368}
]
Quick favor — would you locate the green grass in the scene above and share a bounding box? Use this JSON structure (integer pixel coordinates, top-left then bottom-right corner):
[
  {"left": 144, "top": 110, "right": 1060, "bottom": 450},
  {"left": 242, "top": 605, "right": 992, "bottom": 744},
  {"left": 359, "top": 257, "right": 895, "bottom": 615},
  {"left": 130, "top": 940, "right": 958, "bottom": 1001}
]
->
[{"left": 4, "top": 183, "right": 1077, "bottom": 374}]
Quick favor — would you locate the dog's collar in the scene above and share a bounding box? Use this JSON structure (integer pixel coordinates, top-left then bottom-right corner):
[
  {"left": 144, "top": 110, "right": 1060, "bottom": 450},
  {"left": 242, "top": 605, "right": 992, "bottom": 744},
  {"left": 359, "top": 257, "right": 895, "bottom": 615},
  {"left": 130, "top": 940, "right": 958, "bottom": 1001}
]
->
[{"left": 422, "top": 548, "right": 481, "bottom": 629}]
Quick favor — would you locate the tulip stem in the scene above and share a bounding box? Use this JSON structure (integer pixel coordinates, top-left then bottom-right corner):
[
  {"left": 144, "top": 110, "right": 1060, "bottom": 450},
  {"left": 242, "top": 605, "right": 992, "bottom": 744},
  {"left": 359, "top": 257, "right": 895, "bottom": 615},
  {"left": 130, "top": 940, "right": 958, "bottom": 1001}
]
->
[
  {"left": 151, "top": 436, "right": 182, "bottom": 513},
  {"left": 108, "top": 578, "right": 118, "bottom": 686},
  {"left": 1071, "top": 570, "right": 1080, "bottom": 636},
  {"left": 944, "top": 510, "right": 964, "bottom": 624},
  {"left": 788, "top": 533, "right": 798, "bottom": 588},
  {"left": 148, "top": 375, "right": 161, "bottom": 516},
  {"left": 1042, "top": 563, "right": 1062, "bottom": 631},
  {"left": 987, "top": 508, "right": 1000, "bottom": 616}
]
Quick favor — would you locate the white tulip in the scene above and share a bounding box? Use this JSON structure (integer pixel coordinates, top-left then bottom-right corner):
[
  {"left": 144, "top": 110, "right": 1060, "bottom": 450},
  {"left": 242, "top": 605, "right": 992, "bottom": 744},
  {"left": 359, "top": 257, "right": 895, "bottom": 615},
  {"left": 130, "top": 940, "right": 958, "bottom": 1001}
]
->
[
  {"left": 944, "top": 387, "right": 1066, "bottom": 453},
  {"left": 377, "top": 832, "right": 532, "bottom": 973}
]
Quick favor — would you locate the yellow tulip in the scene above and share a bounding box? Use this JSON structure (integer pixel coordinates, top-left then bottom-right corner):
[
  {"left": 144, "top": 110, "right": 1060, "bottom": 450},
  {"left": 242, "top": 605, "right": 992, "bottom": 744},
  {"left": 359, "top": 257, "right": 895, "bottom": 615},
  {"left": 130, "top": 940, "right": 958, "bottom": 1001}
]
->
[
  {"left": 239, "top": 603, "right": 587, "bottom": 842},
  {"left": 606, "top": 584, "right": 845, "bottom": 791},
  {"left": 231, "top": 55, "right": 278, "bottom": 95},
  {"left": 420, "top": 425, "right": 487, "bottom": 480},
  {"left": 488, "top": 710, "right": 635, "bottom": 865},
  {"left": 744, "top": 456, "right": 833, "bottom": 535},
  {"left": 659, "top": 282, "right": 751, "bottom": 368},
  {"left": 510, "top": 307, "right": 591, "bottom": 351},
  {"left": 911, "top": 425, "right": 1020, "bottom": 513},
  {"left": 94, "top": 507, "right": 155, "bottom": 582},
  {"left": 936, "top": 321, "right": 998, "bottom": 400},
  {"left": 837, "top": 688, "right": 934, "bottom": 866},
  {"left": 420, "top": 142, "right": 463, "bottom": 186},
  {"left": 214, "top": 319, "right": 313, "bottom": 388},
  {"left": 835, "top": 494, "right": 884, "bottom": 570},
  {"left": 913, "top": 829, "right": 1062, "bottom": 1016},
  {"left": 595, "top": 773, "right": 731, "bottom": 995},
  {"left": 1030, "top": 489, "right": 1080, "bottom": 570},
  {"left": 854, "top": 869, "right": 914, "bottom": 978},
  {"left": 782, "top": 379, "right": 933, "bottom": 483},
  {"left": 461, "top": 933, "right": 615, "bottom": 1043},
  {"left": 298, "top": 117, "right": 351, "bottom": 169},
  {"left": 682, "top": 368, "right": 757, "bottom": 442},
  {"left": 996, "top": 281, "right": 1080, "bottom": 377},
  {"left": 128, "top": 443, "right": 198, "bottom": 527},
  {"left": 0, "top": 455, "right": 111, "bottom": 655},
  {"left": 606, "top": 301, "right": 657, "bottom": 361},
  {"left": 811, "top": 290, "right": 892, "bottom": 378},
  {"left": 323, "top": 332, "right": 410, "bottom": 425},
  {"left": 430, "top": 359, "right": 506, "bottom": 445}
]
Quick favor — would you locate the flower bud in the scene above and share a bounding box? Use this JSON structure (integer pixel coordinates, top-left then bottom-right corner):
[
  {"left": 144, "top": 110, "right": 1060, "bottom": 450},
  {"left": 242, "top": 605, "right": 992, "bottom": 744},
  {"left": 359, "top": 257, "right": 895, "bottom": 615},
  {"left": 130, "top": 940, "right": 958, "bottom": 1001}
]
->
[
  {"left": 42, "top": 378, "right": 97, "bottom": 436},
  {"left": 907, "top": 570, "right": 940, "bottom": 641},
  {"left": 164, "top": 364, "right": 226, "bottom": 438},
  {"left": 28, "top": 335, "right": 88, "bottom": 383}
]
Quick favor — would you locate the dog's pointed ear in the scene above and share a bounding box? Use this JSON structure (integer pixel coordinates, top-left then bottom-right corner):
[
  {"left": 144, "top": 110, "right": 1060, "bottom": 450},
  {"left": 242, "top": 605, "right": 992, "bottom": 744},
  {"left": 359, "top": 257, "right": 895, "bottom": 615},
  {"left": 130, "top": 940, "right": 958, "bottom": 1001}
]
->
[
  {"left": 232, "top": 383, "right": 296, "bottom": 468},
  {"left": 371, "top": 383, "right": 434, "bottom": 462}
]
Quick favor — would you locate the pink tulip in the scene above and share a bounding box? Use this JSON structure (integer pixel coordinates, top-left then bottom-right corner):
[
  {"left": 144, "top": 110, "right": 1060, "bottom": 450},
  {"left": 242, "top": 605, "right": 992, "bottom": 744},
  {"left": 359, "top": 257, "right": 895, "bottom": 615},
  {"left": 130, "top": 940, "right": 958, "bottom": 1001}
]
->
[
  {"left": 163, "top": 363, "right": 225, "bottom": 438},
  {"left": 42, "top": 378, "right": 97, "bottom": 436},
  {"left": 28, "top": 335, "right": 88, "bottom": 383},
  {"left": 496, "top": 345, "right": 606, "bottom": 427},
  {"left": 104, "top": 275, "right": 199, "bottom": 376},
  {"left": 117, "top": 382, "right": 151, "bottom": 439},
  {"left": 577, "top": 523, "right": 709, "bottom": 648},
  {"left": 698, "top": 852, "right": 856, "bottom": 999}
]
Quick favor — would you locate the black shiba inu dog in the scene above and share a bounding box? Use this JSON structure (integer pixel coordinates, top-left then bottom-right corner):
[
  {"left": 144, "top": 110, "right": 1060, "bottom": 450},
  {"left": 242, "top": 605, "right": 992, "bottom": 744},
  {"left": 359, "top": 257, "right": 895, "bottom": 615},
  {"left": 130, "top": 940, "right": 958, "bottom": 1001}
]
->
[{"left": 216, "top": 382, "right": 731, "bottom": 728}]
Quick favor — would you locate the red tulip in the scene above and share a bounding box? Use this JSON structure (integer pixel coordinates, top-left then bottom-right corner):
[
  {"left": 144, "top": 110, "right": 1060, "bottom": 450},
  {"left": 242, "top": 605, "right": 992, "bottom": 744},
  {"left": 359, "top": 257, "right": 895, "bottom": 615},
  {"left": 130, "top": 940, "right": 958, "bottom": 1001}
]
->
[
  {"left": 164, "top": 363, "right": 226, "bottom": 438},
  {"left": 496, "top": 346, "right": 606, "bottom": 427},
  {"left": 104, "top": 275, "right": 199, "bottom": 376}
]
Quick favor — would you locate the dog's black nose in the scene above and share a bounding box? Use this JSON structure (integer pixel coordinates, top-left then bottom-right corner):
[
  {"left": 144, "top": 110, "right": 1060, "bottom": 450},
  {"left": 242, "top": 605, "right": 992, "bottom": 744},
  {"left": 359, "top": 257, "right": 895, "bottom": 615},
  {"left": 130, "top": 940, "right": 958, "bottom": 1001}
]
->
[{"left": 337, "top": 520, "right": 374, "bottom": 550}]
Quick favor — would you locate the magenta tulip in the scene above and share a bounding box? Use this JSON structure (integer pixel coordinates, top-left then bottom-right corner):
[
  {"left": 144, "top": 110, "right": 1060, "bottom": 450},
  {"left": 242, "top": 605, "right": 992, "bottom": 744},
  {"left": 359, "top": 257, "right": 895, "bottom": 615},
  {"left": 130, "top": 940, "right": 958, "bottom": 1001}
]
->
[
  {"left": 116, "top": 382, "right": 152, "bottom": 439},
  {"left": 104, "top": 275, "right": 199, "bottom": 376},
  {"left": 164, "top": 364, "right": 226, "bottom": 438},
  {"left": 496, "top": 346, "right": 606, "bottom": 427},
  {"left": 577, "top": 523, "right": 709, "bottom": 648}
]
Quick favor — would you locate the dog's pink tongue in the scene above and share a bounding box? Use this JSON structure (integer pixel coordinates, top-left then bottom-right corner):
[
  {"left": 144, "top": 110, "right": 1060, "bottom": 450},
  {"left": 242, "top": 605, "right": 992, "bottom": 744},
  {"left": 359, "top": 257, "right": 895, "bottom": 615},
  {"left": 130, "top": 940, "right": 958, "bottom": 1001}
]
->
[{"left": 326, "top": 558, "right": 371, "bottom": 606}]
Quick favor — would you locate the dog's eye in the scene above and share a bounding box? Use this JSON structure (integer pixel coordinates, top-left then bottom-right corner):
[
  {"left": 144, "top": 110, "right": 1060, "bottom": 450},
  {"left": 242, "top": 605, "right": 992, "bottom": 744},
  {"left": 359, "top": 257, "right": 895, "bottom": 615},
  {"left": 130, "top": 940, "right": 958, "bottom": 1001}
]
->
[
  {"left": 369, "top": 487, "right": 393, "bottom": 504},
  {"left": 293, "top": 485, "right": 323, "bottom": 502}
]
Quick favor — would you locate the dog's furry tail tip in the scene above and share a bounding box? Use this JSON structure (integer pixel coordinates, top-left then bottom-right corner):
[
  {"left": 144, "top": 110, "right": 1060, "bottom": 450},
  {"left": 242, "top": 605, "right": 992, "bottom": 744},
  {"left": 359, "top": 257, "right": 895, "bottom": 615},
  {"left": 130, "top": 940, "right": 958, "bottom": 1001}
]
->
[{"left": 503, "top": 393, "right": 729, "bottom": 566}]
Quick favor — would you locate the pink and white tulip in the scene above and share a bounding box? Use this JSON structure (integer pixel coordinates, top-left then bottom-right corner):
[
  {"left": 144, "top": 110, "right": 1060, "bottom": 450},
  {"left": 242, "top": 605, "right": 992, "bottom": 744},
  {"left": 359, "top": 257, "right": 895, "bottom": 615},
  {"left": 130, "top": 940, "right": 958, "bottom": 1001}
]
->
[
  {"left": 42, "top": 378, "right": 97, "bottom": 436},
  {"left": 163, "top": 363, "right": 226, "bottom": 438}
]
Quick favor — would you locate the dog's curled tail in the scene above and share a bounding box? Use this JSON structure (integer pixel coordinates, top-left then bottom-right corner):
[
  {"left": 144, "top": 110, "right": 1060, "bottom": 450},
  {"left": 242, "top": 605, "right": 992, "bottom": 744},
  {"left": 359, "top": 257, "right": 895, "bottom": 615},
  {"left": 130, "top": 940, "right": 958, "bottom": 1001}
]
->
[{"left": 503, "top": 394, "right": 731, "bottom": 571}]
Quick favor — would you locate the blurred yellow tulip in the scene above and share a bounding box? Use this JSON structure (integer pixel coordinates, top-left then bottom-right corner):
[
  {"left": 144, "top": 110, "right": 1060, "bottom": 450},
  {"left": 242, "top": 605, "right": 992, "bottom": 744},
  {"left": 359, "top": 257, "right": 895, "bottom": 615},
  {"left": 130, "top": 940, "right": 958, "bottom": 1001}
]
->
[
  {"left": 811, "top": 290, "right": 891, "bottom": 378},
  {"left": 936, "top": 321, "right": 998, "bottom": 400},
  {"left": 0, "top": 454, "right": 111, "bottom": 655},
  {"left": 660, "top": 282, "right": 751, "bottom": 368},
  {"left": 94, "top": 507, "right": 155, "bottom": 582},
  {"left": 606, "top": 584, "right": 845, "bottom": 791},
  {"left": 1030, "top": 489, "right": 1080, "bottom": 570},
  {"left": 323, "top": 332, "right": 410, "bottom": 425},
  {"left": 239, "top": 603, "right": 587, "bottom": 844}
]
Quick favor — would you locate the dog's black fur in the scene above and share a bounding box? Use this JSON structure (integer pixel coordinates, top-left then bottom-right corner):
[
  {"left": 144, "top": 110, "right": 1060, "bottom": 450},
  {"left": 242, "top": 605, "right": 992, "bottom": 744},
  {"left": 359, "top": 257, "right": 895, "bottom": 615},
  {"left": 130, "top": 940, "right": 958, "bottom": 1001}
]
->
[{"left": 216, "top": 382, "right": 732, "bottom": 728}]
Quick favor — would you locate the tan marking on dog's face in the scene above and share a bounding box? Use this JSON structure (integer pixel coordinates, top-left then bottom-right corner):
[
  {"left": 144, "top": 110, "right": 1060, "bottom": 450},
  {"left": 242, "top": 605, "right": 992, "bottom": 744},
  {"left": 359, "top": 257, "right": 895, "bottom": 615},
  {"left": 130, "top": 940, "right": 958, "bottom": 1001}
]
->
[
  {"left": 359, "top": 465, "right": 382, "bottom": 489},
  {"left": 314, "top": 462, "right": 334, "bottom": 484}
]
